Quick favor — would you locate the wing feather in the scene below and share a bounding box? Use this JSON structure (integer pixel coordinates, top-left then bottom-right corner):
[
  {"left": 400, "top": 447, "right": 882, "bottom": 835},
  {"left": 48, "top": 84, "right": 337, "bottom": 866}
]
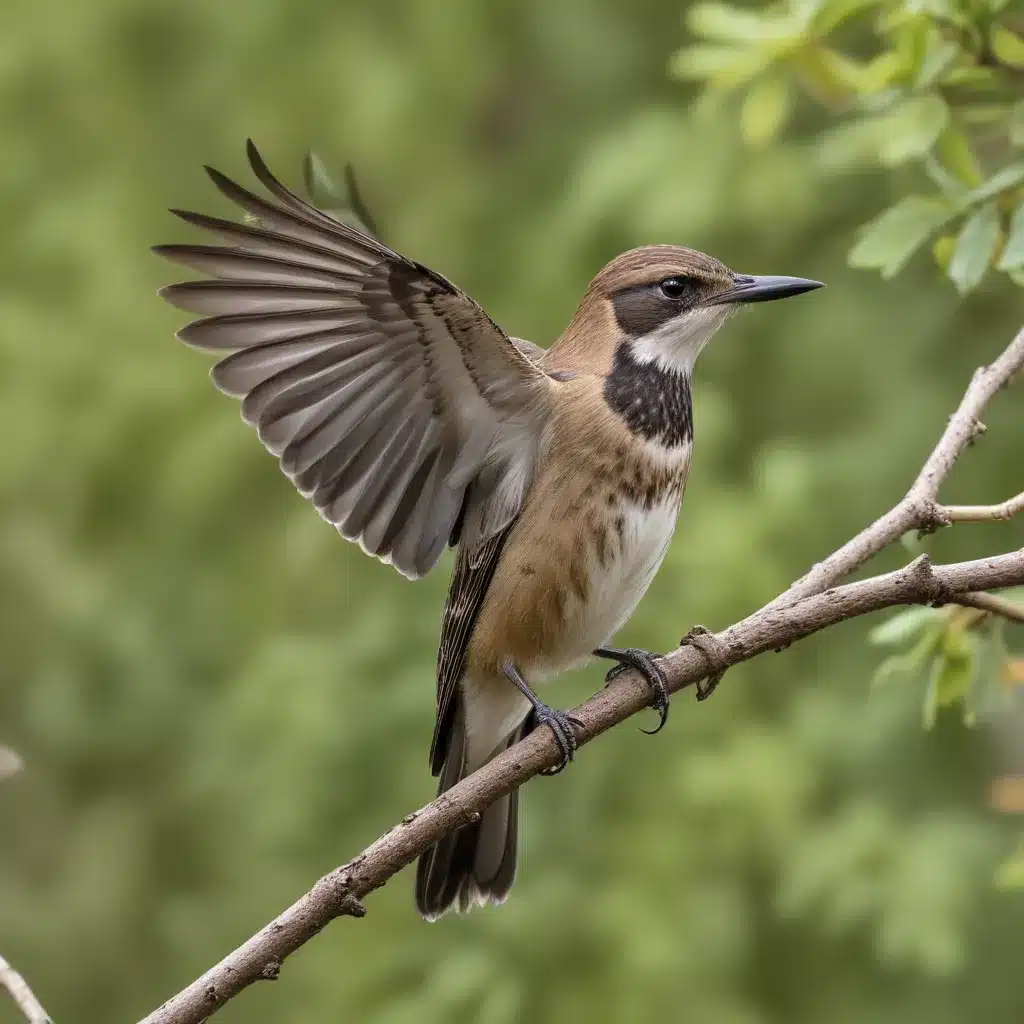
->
[
  {"left": 430, "top": 526, "right": 515, "bottom": 775},
  {"left": 155, "top": 141, "right": 555, "bottom": 579}
]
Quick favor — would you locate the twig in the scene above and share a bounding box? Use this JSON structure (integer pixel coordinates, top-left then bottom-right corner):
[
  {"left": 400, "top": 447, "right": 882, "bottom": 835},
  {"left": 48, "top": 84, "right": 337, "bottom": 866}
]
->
[
  {"left": 766, "top": 327, "right": 1024, "bottom": 610},
  {"left": 139, "top": 327, "right": 1024, "bottom": 1024},
  {"left": 943, "top": 491, "right": 1024, "bottom": 523},
  {"left": 954, "top": 590, "right": 1024, "bottom": 625},
  {"left": 0, "top": 956, "right": 51, "bottom": 1024}
]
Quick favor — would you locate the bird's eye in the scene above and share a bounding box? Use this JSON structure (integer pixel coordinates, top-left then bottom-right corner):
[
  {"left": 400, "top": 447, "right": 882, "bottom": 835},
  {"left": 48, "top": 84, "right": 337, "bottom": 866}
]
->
[{"left": 659, "top": 277, "right": 689, "bottom": 300}]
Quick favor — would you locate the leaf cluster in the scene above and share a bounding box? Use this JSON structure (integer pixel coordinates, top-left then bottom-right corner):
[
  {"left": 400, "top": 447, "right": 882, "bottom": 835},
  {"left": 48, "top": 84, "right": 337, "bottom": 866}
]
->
[{"left": 673, "top": 0, "right": 1024, "bottom": 292}]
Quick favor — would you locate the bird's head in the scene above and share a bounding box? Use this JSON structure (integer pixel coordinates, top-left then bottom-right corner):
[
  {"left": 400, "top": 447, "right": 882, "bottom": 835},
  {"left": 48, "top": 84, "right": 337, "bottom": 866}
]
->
[{"left": 557, "top": 245, "right": 822, "bottom": 375}]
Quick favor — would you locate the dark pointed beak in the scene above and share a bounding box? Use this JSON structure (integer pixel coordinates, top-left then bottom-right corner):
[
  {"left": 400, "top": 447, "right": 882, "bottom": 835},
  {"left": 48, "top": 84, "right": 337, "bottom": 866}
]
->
[{"left": 709, "top": 274, "right": 824, "bottom": 305}]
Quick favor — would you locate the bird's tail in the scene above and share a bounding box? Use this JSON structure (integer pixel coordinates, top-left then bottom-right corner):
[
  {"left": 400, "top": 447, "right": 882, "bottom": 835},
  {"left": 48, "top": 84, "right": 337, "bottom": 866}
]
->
[{"left": 415, "top": 696, "right": 522, "bottom": 921}]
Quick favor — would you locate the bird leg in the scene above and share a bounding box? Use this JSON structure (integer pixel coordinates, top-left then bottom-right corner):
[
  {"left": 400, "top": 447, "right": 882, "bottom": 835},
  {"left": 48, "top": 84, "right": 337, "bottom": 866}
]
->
[
  {"left": 593, "top": 647, "right": 670, "bottom": 735},
  {"left": 502, "top": 661, "right": 583, "bottom": 776}
]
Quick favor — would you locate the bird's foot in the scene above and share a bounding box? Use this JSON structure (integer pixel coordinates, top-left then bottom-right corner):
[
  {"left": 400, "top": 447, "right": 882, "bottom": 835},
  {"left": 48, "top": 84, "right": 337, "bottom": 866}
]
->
[
  {"left": 503, "top": 660, "right": 583, "bottom": 776},
  {"left": 680, "top": 625, "right": 729, "bottom": 701},
  {"left": 594, "top": 647, "right": 670, "bottom": 735},
  {"left": 526, "top": 703, "right": 585, "bottom": 776}
]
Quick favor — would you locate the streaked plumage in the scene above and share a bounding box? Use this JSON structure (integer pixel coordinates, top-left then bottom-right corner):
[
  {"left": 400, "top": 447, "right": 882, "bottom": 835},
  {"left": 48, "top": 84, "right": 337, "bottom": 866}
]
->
[{"left": 155, "top": 142, "right": 822, "bottom": 921}]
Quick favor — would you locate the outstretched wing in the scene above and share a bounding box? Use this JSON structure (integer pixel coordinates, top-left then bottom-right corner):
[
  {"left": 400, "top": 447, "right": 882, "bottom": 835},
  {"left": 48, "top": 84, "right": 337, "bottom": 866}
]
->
[{"left": 155, "top": 141, "right": 554, "bottom": 579}]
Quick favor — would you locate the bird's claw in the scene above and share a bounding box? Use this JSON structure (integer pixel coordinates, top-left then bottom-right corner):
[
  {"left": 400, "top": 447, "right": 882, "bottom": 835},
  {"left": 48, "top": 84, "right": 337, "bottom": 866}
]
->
[
  {"left": 597, "top": 647, "right": 670, "bottom": 735},
  {"left": 531, "top": 704, "right": 584, "bottom": 776}
]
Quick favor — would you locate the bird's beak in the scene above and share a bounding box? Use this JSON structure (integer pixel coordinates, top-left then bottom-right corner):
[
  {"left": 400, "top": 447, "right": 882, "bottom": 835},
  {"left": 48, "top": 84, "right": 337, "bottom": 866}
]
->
[{"left": 709, "top": 274, "right": 824, "bottom": 305}]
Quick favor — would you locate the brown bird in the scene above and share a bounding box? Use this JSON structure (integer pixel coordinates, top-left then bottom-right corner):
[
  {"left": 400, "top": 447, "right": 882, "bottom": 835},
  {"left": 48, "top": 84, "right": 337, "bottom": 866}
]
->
[{"left": 154, "top": 141, "right": 822, "bottom": 921}]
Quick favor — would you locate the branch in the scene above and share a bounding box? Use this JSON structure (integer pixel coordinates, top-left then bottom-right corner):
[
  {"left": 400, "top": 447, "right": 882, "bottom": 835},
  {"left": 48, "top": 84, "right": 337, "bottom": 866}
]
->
[
  {"left": 140, "top": 327, "right": 1024, "bottom": 1024},
  {"left": 765, "top": 327, "right": 1024, "bottom": 611},
  {"left": 944, "top": 491, "right": 1024, "bottom": 523},
  {"left": 954, "top": 590, "right": 1024, "bottom": 625},
  {"left": 0, "top": 956, "right": 51, "bottom": 1024}
]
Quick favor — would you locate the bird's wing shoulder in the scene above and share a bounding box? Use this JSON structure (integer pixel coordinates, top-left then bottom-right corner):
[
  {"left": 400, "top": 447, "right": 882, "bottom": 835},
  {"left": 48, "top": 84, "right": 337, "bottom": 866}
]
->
[{"left": 155, "top": 141, "right": 555, "bottom": 579}]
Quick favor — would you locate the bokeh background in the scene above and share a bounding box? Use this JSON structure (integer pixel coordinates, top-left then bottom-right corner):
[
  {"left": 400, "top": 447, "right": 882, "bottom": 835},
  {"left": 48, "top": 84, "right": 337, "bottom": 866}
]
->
[{"left": 2, "top": 1, "right": 1023, "bottom": 1022}]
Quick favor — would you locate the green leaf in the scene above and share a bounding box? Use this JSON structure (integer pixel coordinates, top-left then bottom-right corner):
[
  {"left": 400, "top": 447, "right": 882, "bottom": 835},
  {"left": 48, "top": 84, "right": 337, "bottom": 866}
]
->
[
  {"left": 948, "top": 203, "right": 1001, "bottom": 293},
  {"left": 966, "top": 619, "right": 1013, "bottom": 720},
  {"left": 740, "top": 76, "right": 792, "bottom": 146},
  {"left": 997, "top": 202, "right": 1024, "bottom": 269},
  {"left": 915, "top": 41, "right": 961, "bottom": 89},
  {"left": 687, "top": 3, "right": 790, "bottom": 44},
  {"left": 934, "top": 124, "right": 983, "bottom": 187},
  {"left": 793, "top": 47, "right": 861, "bottom": 103},
  {"left": 933, "top": 233, "right": 956, "bottom": 271},
  {"left": 849, "top": 196, "right": 955, "bottom": 277},
  {"left": 922, "top": 648, "right": 975, "bottom": 728},
  {"left": 895, "top": 11, "right": 932, "bottom": 80},
  {"left": 871, "top": 628, "right": 943, "bottom": 689},
  {"left": 963, "top": 162, "right": 1024, "bottom": 205},
  {"left": 879, "top": 95, "right": 948, "bottom": 166},
  {"left": 942, "top": 64, "right": 1000, "bottom": 87},
  {"left": 991, "top": 26, "right": 1024, "bottom": 69},
  {"left": 810, "top": 0, "right": 878, "bottom": 36},
  {"left": 869, "top": 607, "right": 942, "bottom": 646},
  {"left": 857, "top": 50, "right": 907, "bottom": 91},
  {"left": 669, "top": 44, "right": 774, "bottom": 88},
  {"left": 903, "top": 0, "right": 964, "bottom": 22},
  {"left": 814, "top": 48, "right": 884, "bottom": 94}
]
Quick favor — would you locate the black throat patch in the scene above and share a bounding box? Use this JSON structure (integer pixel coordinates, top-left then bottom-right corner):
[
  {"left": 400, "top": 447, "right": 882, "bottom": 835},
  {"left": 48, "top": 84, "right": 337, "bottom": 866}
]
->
[{"left": 603, "top": 342, "right": 693, "bottom": 448}]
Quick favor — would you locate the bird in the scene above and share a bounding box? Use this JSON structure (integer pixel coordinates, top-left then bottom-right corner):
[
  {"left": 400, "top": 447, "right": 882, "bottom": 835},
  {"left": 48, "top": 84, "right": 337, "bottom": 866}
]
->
[{"left": 154, "top": 141, "right": 823, "bottom": 921}]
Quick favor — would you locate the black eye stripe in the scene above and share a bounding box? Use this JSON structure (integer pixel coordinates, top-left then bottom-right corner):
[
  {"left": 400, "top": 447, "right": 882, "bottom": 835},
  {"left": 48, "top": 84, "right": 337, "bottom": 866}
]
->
[{"left": 611, "top": 277, "right": 700, "bottom": 337}]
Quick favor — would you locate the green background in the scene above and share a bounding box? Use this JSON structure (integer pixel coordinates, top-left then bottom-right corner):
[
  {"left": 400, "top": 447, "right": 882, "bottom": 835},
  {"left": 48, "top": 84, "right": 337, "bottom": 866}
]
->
[{"left": 1, "top": 1, "right": 1022, "bottom": 1022}]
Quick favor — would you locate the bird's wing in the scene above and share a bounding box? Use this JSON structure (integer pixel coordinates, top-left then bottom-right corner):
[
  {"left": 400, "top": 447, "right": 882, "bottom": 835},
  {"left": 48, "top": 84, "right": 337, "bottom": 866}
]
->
[
  {"left": 155, "top": 141, "right": 554, "bottom": 579},
  {"left": 430, "top": 525, "right": 514, "bottom": 774}
]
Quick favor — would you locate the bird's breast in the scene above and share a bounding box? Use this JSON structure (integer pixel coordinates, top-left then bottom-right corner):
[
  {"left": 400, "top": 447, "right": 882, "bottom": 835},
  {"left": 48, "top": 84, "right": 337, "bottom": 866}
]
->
[
  {"left": 564, "top": 489, "right": 680, "bottom": 663},
  {"left": 467, "top": 439, "right": 691, "bottom": 683}
]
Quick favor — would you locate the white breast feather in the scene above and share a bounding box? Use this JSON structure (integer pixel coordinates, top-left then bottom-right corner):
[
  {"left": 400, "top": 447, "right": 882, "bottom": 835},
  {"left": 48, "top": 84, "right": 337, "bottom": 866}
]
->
[{"left": 576, "top": 497, "right": 678, "bottom": 659}]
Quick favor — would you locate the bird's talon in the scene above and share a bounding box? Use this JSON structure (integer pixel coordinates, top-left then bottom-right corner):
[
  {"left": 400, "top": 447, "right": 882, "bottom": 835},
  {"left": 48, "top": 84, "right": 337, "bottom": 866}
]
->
[
  {"left": 531, "top": 703, "right": 581, "bottom": 775},
  {"left": 603, "top": 662, "right": 628, "bottom": 685},
  {"left": 638, "top": 680, "right": 670, "bottom": 735},
  {"left": 594, "top": 646, "right": 671, "bottom": 734}
]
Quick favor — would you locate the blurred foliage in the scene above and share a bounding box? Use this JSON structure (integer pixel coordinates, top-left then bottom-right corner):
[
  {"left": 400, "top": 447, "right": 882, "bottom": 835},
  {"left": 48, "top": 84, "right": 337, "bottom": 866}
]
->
[
  {"left": 1, "top": 1, "right": 1023, "bottom": 1023},
  {"left": 867, "top": 595, "right": 1020, "bottom": 730},
  {"left": 673, "top": 0, "right": 1024, "bottom": 292}
]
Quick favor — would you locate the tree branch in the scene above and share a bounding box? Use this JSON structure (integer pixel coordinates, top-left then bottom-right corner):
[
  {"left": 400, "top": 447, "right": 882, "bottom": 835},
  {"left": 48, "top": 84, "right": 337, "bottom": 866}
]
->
[
  {"left": 0, "top": 956, "right": 51, "bottom": 1024},
  {"left": 765, "top": 327, "right": 1024, "bottom": 611},
  {"left": 944, "top": 491, "right": 1024, "bottom": 523},
  {"left": 138, "top": 326, "right": 1024, "bottom": 1024}
]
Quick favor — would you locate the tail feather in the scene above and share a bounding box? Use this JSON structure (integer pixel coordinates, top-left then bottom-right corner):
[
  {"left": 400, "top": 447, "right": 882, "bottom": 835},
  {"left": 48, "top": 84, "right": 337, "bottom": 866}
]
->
[{"left": 415, "top": 697, "right": 522, "bottom": 920}]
